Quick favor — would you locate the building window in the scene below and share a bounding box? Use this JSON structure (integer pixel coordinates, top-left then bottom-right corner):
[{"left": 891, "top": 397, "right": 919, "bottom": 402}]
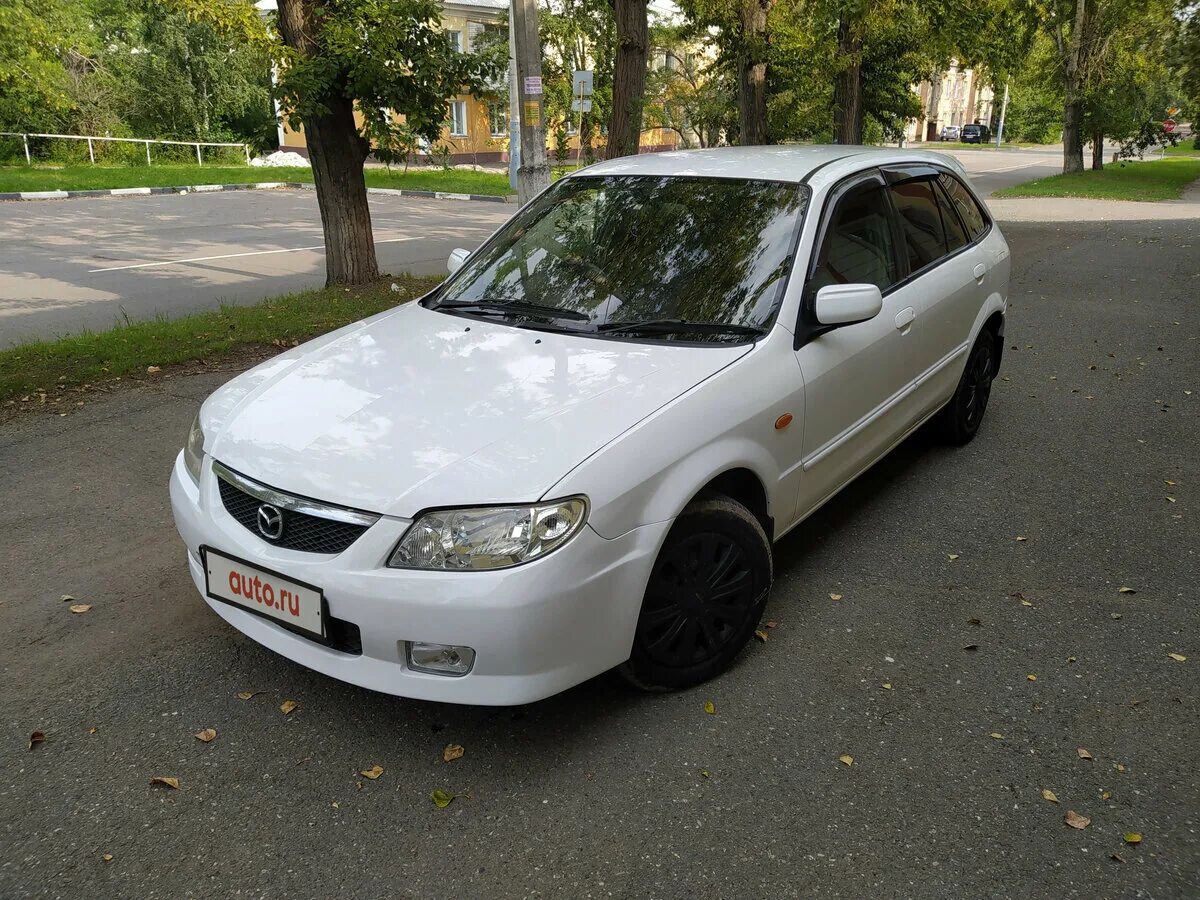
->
[
  {"left": 447, "top": 30, "right": 463, "bottom": 52},
  {"left": 488, "top": 102, "right": 507, "bottom": 137},
  {"left": 449, "top": 101, "right": 468, "bottom": 137}
]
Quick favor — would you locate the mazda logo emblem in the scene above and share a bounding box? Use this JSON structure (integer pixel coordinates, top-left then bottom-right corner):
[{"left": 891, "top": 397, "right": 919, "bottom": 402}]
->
[{"left": 257, "top": 503, "right": 284, "bottom": 540}]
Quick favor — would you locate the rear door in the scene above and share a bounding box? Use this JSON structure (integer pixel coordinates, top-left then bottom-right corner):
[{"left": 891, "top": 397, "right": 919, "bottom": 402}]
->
[{"left": 881, "top": 166, "right": 992, "bottom": 415}]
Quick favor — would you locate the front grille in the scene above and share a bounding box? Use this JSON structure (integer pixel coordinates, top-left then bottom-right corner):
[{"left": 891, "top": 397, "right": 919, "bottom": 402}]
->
[{"left": 217, "top": 476, "right": 370, "bottom": 555}]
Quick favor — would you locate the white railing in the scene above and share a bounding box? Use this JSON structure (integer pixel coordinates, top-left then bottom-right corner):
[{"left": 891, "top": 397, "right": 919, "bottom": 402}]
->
[{"left": 0, "top": 132, "right": 251, "bottom": 165}]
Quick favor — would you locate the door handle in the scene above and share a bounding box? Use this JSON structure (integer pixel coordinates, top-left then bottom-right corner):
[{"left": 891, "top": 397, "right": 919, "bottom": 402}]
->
[
  {"left": 973, "top": 263, "right": 987, "bottom": 280},
  {"left": 894, "top": 307, "right": 915, "bottom": 330}
]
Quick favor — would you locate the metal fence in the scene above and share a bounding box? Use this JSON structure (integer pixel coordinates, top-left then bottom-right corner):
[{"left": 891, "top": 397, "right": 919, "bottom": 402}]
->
[{"left": 0, "top": 132, "right": 251, "bottom": 165}]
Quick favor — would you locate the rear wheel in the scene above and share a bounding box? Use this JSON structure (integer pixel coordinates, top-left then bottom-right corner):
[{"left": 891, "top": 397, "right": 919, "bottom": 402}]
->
[
  {"left": 935, "top": 331, "right": 996, "bottom": 445},
  {"left": 619, "top": 495, "right": 772, "bottom": 692}
]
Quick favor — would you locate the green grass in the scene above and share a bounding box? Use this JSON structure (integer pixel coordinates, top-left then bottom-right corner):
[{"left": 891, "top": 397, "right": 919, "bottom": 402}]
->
[
  {"left": 922, "top": 141, "right": 1031, "bottom": 150},
  {"left": 0, "top": 274, "right": 443, "bottom": 406},
  {"left": 993, "top": 157, "right": 1200, "bottom": 201},
  {"left": 1163, "top": 142, "right": 1200, "bottom": 157},
  {"left": 0, "top": 164, "right": 514, "bottom": 196}
]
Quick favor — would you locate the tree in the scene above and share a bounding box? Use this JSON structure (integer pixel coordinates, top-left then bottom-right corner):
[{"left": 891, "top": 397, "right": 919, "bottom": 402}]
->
[
  {"left": 539, "top": 0, "right": 614, "bottom": 163},
  {"left": 644, "top": 24, "right": 735, "bottom": 147},
  {"left": 185, "top": 0, "right": 503, "bottom": 286},
  {"left": 0, "top": 0, "right": 85, "bottom": 131},
  {"left": 606, "top": 0, "right": 649, "bottom": 158}
]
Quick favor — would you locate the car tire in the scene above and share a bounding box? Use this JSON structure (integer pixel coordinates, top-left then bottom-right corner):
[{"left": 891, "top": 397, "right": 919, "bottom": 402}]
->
[
  {"left": 618, "top": 494, "right": 772, "bottom": 692},
  {"left": 935, "top": 330, "right": 997, "bottom": 445}
]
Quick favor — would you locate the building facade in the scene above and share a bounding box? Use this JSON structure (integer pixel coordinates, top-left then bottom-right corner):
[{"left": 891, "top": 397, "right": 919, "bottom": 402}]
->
[{"left": 904, "top": 63, "right": 995, "bottom": 142}]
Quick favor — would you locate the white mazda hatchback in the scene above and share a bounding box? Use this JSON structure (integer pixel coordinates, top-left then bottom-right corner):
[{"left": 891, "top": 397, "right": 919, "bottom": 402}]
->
[{"left": 170, "top": 146, "right": 1009, "bottom": 705}]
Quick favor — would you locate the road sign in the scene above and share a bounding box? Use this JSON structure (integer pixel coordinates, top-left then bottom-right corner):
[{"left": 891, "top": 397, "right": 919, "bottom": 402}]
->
[
  {"left": 571, "top": 98, "right": 593, "bottom": 113},
  {"left": 572, "top": 70, "right": 594, "bottom": 98},
  {"left": 1163, "top": 118, "right": 1177, "bottom": 133},
  {"left": 1167, "top": 105, "right": 1181, "bottom": 117}
]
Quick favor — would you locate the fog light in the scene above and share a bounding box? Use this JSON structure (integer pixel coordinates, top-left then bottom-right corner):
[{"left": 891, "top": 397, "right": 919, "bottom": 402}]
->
[{"left": 406, "top": 641, "right": 475, "bottom": 676}]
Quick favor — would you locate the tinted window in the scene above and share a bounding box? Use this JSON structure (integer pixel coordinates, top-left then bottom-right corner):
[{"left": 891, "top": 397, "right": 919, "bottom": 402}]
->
[
  {"left": 937, "top": 173, "right": 988, "bottom": 240},
  {"left": 888, "top": 178, "right": 947, "bottom": 271},
  {"left": 436, "top": 175, "right": 808, "bottom": 333},
  {"left": 935, "top": 180, "right": 970, "bottom": 252},
  {"left": 809, "top": 182, "right": 899, "bottom": 293}
]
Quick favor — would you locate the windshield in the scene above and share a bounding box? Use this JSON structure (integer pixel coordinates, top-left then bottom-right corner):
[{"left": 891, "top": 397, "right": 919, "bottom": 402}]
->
[{"left": 431, "top": 175, "right": 809, "bottom": 341}]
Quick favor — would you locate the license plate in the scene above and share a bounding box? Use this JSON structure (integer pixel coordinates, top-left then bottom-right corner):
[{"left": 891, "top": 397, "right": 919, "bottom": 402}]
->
[{"left": 202, "top": 547, "right": 325, "bottom": 638}]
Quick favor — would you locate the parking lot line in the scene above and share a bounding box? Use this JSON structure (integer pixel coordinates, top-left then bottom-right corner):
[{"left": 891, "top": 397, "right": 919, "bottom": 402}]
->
[{"left": 88, "top": 236, "right": 418, "bottom": 273}]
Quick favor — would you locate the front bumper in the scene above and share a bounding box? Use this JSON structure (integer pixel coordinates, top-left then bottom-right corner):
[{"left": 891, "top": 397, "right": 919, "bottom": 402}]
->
[{"left": 169, "top": 453, "right": 670, "bottom": 705}]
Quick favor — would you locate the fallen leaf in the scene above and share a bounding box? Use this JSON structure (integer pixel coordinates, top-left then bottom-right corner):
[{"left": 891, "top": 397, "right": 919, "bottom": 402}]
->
[
  {"left": 280, "top": 700, "right": 298, "bottom": 715},
  {"left": 236, "top": 690, "right": 263, "bottom": 701},
  {"left": 1021, "top": 598, "right": 1034, "bottom": 608},
  {"left": 989, "top": 732, "right": 1004, "bottom": 740},
  {"left": 1077, "top": 747, "right": 1093, "bottom": 760},
  {"left": 1102, "top": 790, "right": 1111, "bottom": 800},
  {"left": 28, "top": 731, "right": 45, "bottom": 751},
  {"left": 69, "top": 604, "right": 92, "bottom": 614},
  {"left": 1064, "top": 810, "right": 1091, "bottom": 830},
  {"left": 829, "top": 593, "right": 843, "bottom": 601},
  {"left": 1015, "top": 536, "right": 1027, "bottom": 542},
  {"left": 1067, "top": 656, "right": 1078, "bottom": 663},
  {"left": 1116, "top": 763, "right": 1126, "bottom": 772},
  {"left": 431, "top": 789, "right": 456, "bottom": 808},
  {"left": 968, "top": 617, "right": 982, "bottom": 627},
  {"left": 150, "top": 776, "right": 180, "bottom": 790},
  {"left": 754, "top": 629, "right": 769, "bottom": 642},
  {"left": 1165, "top": 480, "right": 1176, "bottom": 486},
  {"left": 102, "top": 854, "right": 113, "bottom": 862},
  {"left": 1166, "top": 496, "right": 1176, "bottom": 503},
  {"left": 87, "top": 727, "right": 98, "bottom": 735},
  {"left": 963, "top": 644, "right": 979, "bottom": 651},
  {"left": 59, "top": 594, "right": 76, "bottom": 602},
  {"left": 1027, "top": 674, "right": 1037, "bottom": 681},
  {"left": 1124, "top": 832, "right": 1142, "bottom": 844},
  {"left": 947, "top": 554, "right": 959, "bottom": 561},
  {"left": 359, "top": 765, "right": 384, "bottom": 780},
  {"left": 443, "top": 744, "right": 464, "bottom": 763},
  {"left": 703, "top": 701, "right": 715, "bottom": 715},
  {"left": 838, "top": 754, "right": 853, "bottom": 766},
  {"left": 881, "top": 683, "right": 893, "bottom": 690},
  {"left": 1118, "top": 586, "right": 1137, "bottom": 594},
  {"left": 1167, "top": 652, "right": 1186, "bottom": 662},
  {"left": 193, "top": 728, "right": 217, "bottom": 743},
  {"left": 1110, "top": 612, "right": 1123, "bottom": 620},
  {"left": 765, "top": 620, "right": 779, "bottom": 629},
  {"left": 1041, "top": 788, "right": 1058, "bottom": 803},
  {"left": 146, "top": 365, "right": 161, "bottom": 374},
  {"left": 1110, "top": 853, "right": 1125, "bottom": 863},
  {"left": 700, "top": 770, "right": 711, "bottom": 778}
]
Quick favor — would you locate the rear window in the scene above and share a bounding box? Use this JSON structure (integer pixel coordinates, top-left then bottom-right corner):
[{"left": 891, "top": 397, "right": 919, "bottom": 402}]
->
[{"left": 937, "top": 173, "right": 988, "bottom": 241}]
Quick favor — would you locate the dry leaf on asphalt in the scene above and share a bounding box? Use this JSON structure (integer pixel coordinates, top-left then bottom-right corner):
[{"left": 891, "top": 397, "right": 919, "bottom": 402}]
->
[
  {"left": 60, "top": 594, "right": 76, "bottom": 602},
  {"left": 443, "top": 744, "right": 464, "bottom": 763},
  {"left": 194, "top": 728, "right": 217, "bottom": 743},
  {"left": 1064, "top": 810, "right": 1090, "bottom": 830},
  {"left": 430, "top": 789, "right": 456, "bottom": 809},
  {"left": 838, "top": 755, "right": 853, "bottom": 766},
  {"left": 359, "top": 765, "right": 384, "bottom": 780},
  {"left": 829, "top": 593, "right": 843, "bottom": 601},
  {"left": 280, "top": 700, "right": 298, "bottom": 715},
  {"left": 754, "top": 629, "right": 769, "bottom": 642},
  {"left": 881, "top": 683, "right": 893, "bottom": 690},
  {"left": 102, "top": 854, "right": 113, "bottom": 862},
  {"left": 1041, "top": 788, "right": 1059, "bottom": 803},
  {"left": 1110, "top": 853, "right": 1125, "bottom": 863},
  {"left": 1015, "top": 536, "right": 1027, "bottom": 542},
  {"left": 1167, "top": 652, "right": 1187, "bottom": 662},
  {"left": 1118, "top": 586, "right": 1137, "bottom": 594},
  {"left": 88, "top": 727, "right": 98, "bottom": 735},
  {"left": 28, "top": 731, "right": 45, "bottom": 751},
  {"left": 69, "top": 604, "right": 92, "bottom": 614},
  {"left": 963, "top": 643, "right": 979, "bottom": 652},
  {"left": 704, "top": 701, "right": 715, "bottom": 715},
  {"left": 989, "top": 732, "right": 1004, "bottom": 740},
  {"left": 150, "top": 776, "right": 180, "bottom": 790},
  {"left": 1077, "top": 747, "right": 1094, "bottom": 760},
  {"left": 1027, "top": 674, "right": 1037, "bottom": 681},
  {"left": 1102, "top": 790, "right": 1112, "bottom": 800},
  {"left": 766, "top": 620, "right": 779, "bottom": 629},
  {"left": 1124, "top": 832, "right": 1142, "bottom": 844},
  {"left": 947, "top": 554, "right": 959, "bottom": 561},
  {"left": 236, "top": 691, "right": 264, "bottom": 701}
]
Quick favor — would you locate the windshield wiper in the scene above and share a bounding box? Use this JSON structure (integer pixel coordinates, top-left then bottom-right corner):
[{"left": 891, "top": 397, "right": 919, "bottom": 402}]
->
[
  {"left": 597, "top": 319, "right": 765, "bottom": 338},
  {"left": 437, "top": 299, "right": 591, "bottom": 322}
]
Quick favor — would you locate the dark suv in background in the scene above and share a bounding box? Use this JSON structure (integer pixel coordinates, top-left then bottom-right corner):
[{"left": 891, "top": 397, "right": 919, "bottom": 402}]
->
[{"left": 961, "top": 124, "right": 991, "bottom": 144}]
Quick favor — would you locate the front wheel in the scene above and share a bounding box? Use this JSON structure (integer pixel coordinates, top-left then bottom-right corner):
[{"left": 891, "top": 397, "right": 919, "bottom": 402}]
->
[
  {"left": 618, "top": 495, "right": 772, "bottom": 692},
  {"left": 935, "top": 331, "right": 996, "bottom": 445}
]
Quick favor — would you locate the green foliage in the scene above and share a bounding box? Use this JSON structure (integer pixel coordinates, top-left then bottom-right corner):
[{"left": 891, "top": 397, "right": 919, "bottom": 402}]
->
[
  {"left": 539, "top": 0, "right": 615, "bottom": 161},
  {"left": 643, "top": 22, "right": 735, "bottom": 147},
  {"left": 0, "top": 0, "right": 87, "bottom": 131},
  {"left": 1001, "top": 35, "right": 1064, "bottom": 143}
]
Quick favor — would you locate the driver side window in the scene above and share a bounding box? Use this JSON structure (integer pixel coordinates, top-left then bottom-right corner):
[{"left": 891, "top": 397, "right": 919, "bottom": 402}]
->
[{"left": 809, "top": 181, "right": 899, "bottom": 295}]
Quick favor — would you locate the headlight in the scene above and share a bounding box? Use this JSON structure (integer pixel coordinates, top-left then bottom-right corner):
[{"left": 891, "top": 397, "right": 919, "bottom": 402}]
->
[
  {"left": 183, "top": 412, "right": 205, "bottom": 485},
  {"left": 389, "top": 497, "right": 588, "bottom": 570}
]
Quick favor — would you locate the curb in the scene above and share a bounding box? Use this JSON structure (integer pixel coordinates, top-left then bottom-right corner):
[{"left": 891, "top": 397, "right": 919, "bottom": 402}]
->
[{"left": 0, "top": 181, "right": 517, "bottom": 204}]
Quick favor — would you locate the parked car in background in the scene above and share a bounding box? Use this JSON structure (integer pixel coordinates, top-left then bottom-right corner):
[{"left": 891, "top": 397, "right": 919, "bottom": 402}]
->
[
  {"left": 961, "top": 124, "right": 991, "bottom": 144},
  {"left": 170, "top": 146, "right": 1011, "bottom": 706},
  {"left": 940, "top": 125, "right": 961, "bottom": 141}
]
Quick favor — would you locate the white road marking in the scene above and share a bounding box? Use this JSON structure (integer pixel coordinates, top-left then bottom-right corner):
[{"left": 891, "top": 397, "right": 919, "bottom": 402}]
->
[{"left": 87, "top": 236, "right": 417, "bottom": 273}]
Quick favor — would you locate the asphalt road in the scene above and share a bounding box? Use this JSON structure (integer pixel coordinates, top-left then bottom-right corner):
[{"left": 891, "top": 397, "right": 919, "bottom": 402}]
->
[
  {"left": 1, "top": 213, "right": 1197, "bottom": 897},
  {"left": 0, "top": 147, "right": 1062, "bottom": 347}
]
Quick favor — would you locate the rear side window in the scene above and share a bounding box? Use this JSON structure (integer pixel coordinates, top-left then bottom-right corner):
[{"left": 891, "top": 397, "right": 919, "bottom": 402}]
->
[
  {"left": 809, "top": 182, "right": 899, "bottom": 293},
  {"left": 937, "top": 173, "right": 988, "bottom": 240},
  {"left": 888, "top": 178, "right": 948, "bottom": 271},
  {"left": 935, "top": 181, "right": 970, "bottom": 252}
]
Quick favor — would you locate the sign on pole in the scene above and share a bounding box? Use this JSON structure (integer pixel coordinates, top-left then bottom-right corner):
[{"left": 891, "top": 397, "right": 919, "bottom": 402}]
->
[
  {"left": 1163, "top": 118, "right": 1177, "bottom": 133},
  {"left": 572, "top": 70, "right": 593, "bottom": 98}
]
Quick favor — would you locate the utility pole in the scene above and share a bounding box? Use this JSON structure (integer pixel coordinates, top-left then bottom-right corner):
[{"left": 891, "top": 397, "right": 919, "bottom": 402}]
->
[
  {"left": 510, "top": 0, "right": 550, "bottom": 206},
  {"left": 507, "top": 14, "right": 519, "bottom": 191},
  {"left": 995, "top": 81, "right": 1010, "bottom": 147}
]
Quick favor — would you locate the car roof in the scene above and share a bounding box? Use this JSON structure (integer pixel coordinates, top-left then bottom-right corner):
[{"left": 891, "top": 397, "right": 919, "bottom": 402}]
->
[{"left": 573, "top": 145, "right": 965, "bottom": 185}]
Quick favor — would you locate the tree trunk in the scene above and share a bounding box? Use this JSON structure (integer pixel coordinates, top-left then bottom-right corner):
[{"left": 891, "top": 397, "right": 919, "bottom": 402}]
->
[
  {"left": 606, "top": 0, "right": 648, "bottom": 160},
  {"left": 737, "top": 0, "right": 770, "bottom": 145},
  {"left": 1062, "top": 95, "right": 1085, "bottom": 174},
  {"left": 277, "top": 0, "right": 378, "bottom": 286},
  {"left": 1091, "top": 129, "right": 1104, "bottom": 169},
  {"left": 832, "top": 18, "right": 863, "bottom": 144}
]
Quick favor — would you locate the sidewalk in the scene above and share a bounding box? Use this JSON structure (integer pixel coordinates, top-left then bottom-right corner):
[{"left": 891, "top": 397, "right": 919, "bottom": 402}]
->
[{"left": 989, "top": 178, "right": 1200, "bottom": 222}]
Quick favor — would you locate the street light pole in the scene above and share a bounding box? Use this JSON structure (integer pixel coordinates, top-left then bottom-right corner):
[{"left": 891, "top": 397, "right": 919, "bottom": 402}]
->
[
  {"left": 507, "top": 13, "right": 520, "bottom": 191},
  {"left": 510, "top": 0, "right": 550, "bottom": 206},
  {"left": 996, "top": 80, "right": 1010, "bottom": 147}
]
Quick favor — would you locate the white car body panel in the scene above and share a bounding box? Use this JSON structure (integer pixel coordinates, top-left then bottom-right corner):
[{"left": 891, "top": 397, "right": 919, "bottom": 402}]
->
[{"left": 171, "top": 145, "right": 1010, "bottom": 705}]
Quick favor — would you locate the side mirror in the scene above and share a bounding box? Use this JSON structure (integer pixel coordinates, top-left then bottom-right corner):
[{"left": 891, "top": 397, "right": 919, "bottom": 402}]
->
[
  {"left": 814, "top": 283, "right": 883, "bottom": 327},
  {"left": 447, "top": 247, "right": 470, "bottom": 275}
]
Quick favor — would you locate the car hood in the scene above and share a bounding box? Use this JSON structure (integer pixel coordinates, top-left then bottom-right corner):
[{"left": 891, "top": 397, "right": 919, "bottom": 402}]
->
[{"left": 205, "top": 302, "right": 750, "bottom": 517}]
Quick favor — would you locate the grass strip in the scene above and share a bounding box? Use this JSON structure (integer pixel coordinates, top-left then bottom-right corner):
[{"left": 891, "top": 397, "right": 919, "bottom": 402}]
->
[{"left": 993, "top": 157, "right": 1200, "bottom": 201}]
